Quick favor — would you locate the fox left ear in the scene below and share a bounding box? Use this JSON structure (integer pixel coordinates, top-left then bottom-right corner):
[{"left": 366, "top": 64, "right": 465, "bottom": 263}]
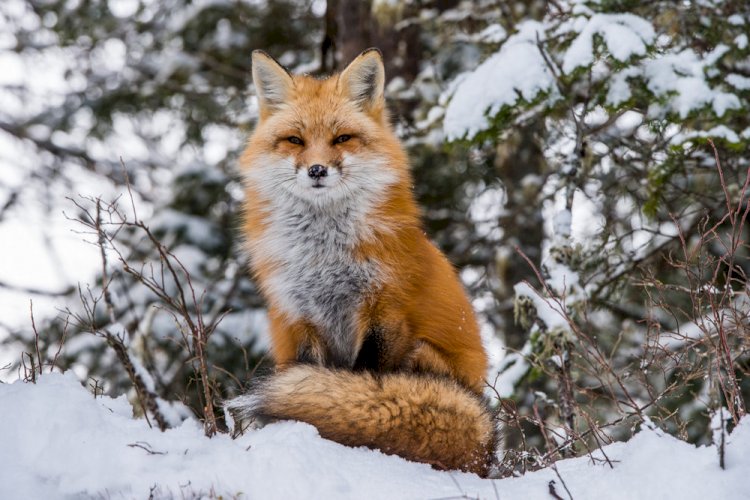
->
[
  {"left": 338, "top": 48, "right": 385, "bottom": 112},
  {"left": 252, "top": 50, "right": 294, "bottom": 118}
]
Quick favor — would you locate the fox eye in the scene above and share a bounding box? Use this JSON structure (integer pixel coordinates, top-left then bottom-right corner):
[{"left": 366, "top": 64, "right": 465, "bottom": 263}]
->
[
  {"left": 287, "top": 136, "right": 304, "bottom": 145},
  {"left": 333, "top": 134, "right": 351, "bottom": 144}
]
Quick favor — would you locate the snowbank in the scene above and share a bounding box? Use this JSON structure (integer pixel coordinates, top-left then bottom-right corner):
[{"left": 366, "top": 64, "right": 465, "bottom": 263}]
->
[{"left": 1, "top": 373, "right": 747, "bottom": 499}]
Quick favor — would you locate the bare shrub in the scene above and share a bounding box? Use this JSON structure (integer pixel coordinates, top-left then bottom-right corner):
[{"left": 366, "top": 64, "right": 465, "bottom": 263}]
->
[{"left": 493, "top": 144, "right": 749, "bottom": 474}]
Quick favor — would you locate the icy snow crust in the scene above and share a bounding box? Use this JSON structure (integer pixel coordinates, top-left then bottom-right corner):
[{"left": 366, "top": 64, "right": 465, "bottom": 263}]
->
[{"left": 2, "top": 373, "right": 748, "bottom": 499}]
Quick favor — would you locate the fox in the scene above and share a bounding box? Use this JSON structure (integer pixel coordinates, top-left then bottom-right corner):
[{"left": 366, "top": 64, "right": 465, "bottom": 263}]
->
[{"left": 227, "top": 48, "right": 498, "bottom": 476}]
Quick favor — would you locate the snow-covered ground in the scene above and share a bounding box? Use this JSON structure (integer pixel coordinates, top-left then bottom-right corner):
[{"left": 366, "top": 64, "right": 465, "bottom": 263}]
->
[{"left": 1, "top": 372, "right": 747, "bottom": 499}]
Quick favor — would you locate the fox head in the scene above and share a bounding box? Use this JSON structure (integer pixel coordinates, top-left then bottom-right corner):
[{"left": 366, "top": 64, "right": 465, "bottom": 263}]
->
[{"left": 241, "top": 49, "right": 408, "bottom": 208}]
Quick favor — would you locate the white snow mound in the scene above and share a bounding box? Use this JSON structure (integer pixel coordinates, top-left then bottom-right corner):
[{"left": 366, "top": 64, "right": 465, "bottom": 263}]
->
[{"left": 1, "top": 373, "right": 748, "bottom": 499}]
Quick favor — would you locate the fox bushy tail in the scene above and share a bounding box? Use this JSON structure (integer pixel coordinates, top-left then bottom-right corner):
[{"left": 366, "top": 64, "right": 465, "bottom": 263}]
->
[{"left": 226, "top": 364, "right": 498, "bottom": 476}]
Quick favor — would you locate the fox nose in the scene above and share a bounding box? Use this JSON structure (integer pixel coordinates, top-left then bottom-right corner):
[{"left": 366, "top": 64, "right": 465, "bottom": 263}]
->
[{"left": 308, "top": 164, "right": 328, "bottom": 180}]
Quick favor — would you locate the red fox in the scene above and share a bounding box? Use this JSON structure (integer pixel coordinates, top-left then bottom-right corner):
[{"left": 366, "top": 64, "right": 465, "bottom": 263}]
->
[{"left": 228, "top": 48, "right": 497, "bottom": 476}]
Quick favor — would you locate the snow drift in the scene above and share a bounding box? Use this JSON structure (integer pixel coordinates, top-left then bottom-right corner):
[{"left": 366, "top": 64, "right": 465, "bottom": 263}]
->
[{"left": 1, "top": 373, "right": 748, "bottom": 499}]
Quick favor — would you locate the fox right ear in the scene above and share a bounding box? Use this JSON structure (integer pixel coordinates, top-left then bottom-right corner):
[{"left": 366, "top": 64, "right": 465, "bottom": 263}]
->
[
  {"left": 339, "top": 48, "right": 385, "bottom": 113},
  {"left": 252, "top": 50, "right": 294, "bottom": 117}
]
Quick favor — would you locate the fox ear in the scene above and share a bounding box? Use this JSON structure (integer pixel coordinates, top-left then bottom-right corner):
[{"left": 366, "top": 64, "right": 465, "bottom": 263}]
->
[
  {"left": 252, "top": 50, "right": 294, "bottom": 117},
  {"left": 339, "top": 48, "right": 385, "bottom": 111}
]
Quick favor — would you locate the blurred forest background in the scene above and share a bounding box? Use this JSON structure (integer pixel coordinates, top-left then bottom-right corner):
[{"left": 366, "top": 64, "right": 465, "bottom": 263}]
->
[{"left": 1, "top": 0, "right": 748, "bottom": 471}]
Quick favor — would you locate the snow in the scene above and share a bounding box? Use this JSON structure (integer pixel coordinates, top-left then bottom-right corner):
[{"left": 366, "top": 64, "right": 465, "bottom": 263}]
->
[
  {"left": 514, "top": 281, "right": 570, "bottom": 332},
  {"left": 727, "top": 14, "right": 745, "bottom": 26},
  {"left": 469, "top": 186, "right": 506, "bottom": 240},
  {"left": 443, "top": 21, "right": 556, "bottom": 140},
  {"left": 727, "top": 73, "right": 750, "bottom": 90},
  {"left": 490, "top": 341, "right": 532, "bottom": 398},
  {"left": 606, "top": 66, "right": 638, "bottom": 105},
  {"left": 212, "top": 309, "right": 270, "bottom": 349},
  {"left": 446, "top": 11, "right": 742, "bottom": 140},
  {"left": 657, "top": 300, "right": 749, "bottom": 350},
  {"left": 611, "top": 39, "right": 740, "bottom": 120},
  {"left": 107, "top": 0, "right": 139, "bottom": 18},
  {"left": 546, "top": 262, "right": 580, "bottom": 296},
  {"left": 150, "top": 208, "right": 222, "bottom": 248},
  {"left": 735, "top": 34, "right": 748, "bottom": 50},
  {"left": 1, "top": 372, "right": 749, "bottom": 499},
  {"left": 451, "top": 23, "right": 508, "bottom": 45},
  {"left": 552, "top": 209, "right": 572, "bottom": 238},
  {"left": 670, "top": 125, "right": 741, "bottom": 146},
  {"left": 475, "top": 23, "right": 508, "bottom": 44},
  {"left": 642, "top": 46, "right": 740, "bottom": 119},
  {"left": 658, "top": 319, "right": 706, "bottom": 350},
  {"left": 561, "top": 13, "right": 655, "bottom": 74}
]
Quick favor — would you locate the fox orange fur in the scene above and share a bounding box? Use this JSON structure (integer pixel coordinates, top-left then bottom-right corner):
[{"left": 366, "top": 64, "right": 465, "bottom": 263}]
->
[{"left": 228, "top": 48, "right": 497, "bottom": 476}]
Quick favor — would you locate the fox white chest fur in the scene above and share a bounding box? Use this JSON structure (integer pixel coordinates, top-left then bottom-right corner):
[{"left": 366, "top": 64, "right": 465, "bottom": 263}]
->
[{"left": 250, "top": 192, "right": 382, "bottom": 366}]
